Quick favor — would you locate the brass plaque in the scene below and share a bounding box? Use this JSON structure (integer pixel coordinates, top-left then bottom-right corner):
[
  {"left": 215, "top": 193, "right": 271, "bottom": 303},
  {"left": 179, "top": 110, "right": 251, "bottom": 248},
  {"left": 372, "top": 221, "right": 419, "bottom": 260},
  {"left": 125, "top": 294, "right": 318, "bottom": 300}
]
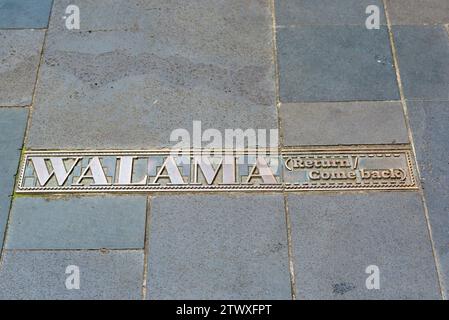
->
[
  {"left": 282, "top": 148, "right": 417, "bottom": 191},
  {"left": 16, "top": 146, "right": 418, "bottom": 193}
]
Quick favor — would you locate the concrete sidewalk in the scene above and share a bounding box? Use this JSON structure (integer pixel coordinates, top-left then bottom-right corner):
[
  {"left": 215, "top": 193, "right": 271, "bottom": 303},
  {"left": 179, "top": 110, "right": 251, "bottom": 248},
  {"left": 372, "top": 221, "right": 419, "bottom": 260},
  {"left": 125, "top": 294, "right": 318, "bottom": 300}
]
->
[{"left": 0, "top": 0, "right": 448, "bottom": 299}]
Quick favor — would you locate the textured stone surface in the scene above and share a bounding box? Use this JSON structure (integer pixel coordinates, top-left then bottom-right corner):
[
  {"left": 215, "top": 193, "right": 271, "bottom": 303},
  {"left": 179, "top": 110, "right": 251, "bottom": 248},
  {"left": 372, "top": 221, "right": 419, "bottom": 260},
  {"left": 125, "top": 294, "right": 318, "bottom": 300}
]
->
[
  {"left": 275, "top": 0, "right": 386, "bottom": 26},
  {"left": 147, "top": 194, "right": 291, "bottom": 299},
  {"left": 281, "top": 101, "right": 409, "bottom": 146},
  {"left": 288, "top": 192, "right": 441, "bottom": 299},
  {"left": 6, "top": 196, "right": 146, "bottom": 249},
  {"left": 0, "top": 30, "right": 45, "bottom": 106},
  {"left": 0, "top": 108, "right": 28, "bottom": 250},
  {"left": 277, "top": 26, "right": 399, "bottom": 102},
  {"left": 0, "top": 250, "right": 144, "bottom": 299},
  {"left": 0, "top": 0, "right": 52, "bottom": 29},
  {"left": 408, "top": 100, "right": 449, "bottom": 298},
  {"left": 27, "top": 0, "right": 277, "bottom": 149},
  {"left": 386, "top": 0, "right": 449, "bottom": 25},
  {"left": 393, "top": 26, "right": 449, "bottom": 101}
]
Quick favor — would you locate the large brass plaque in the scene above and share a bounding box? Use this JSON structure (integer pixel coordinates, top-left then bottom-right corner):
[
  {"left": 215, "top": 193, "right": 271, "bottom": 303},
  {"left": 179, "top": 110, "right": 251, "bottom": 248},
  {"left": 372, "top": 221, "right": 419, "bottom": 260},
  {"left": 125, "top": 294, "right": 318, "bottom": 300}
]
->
[{"left": 16, "top": 146, "right": 418, "bottom": 193}]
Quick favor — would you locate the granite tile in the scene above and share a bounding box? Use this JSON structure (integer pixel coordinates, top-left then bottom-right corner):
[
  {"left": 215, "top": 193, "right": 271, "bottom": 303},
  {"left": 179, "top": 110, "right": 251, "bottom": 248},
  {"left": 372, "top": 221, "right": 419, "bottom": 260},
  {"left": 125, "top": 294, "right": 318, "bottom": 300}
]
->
[
  {"left": 0, "top": 30, "right": 45, "bottom": 106},
  {"left": 408, "top": 100, "right": 449, "bottom": 298},
  {"left": 147, "top": 194, "right": 291, "bottom": 299},
  {"left": 275, "top": 0, "right": 386, "bottom": 26},
  {"left": 0, "top": 250, "right": 144, "bottom": 299},
  {"left": 0, "top": 0, "right": 52, "bottom": 29},
  {"left": 281, "top": 101, "right": 409, "bottom": 146},
  {"left": 27, "top": 0, "right": 277, "bottom": 149},
  {"left": 288, "top": 192, "right": 441, "bottom": 299},
  {"left": 277, "top": 26, "right": 399, "bottom": 102},
  {"left": 386, "top": 0, "right": 449, "bottom": 25},
  {"left": 50, "top": 0, "right": 186, "bottom": 32},
  {"left": 393, "top": 26, "right": 449, "bottom": 101},
  {"left": 6, "top": 196, "right": 147, "bottom": 249},
  {"left": 0, "top": 108, "right": 28, "bottom": 250}
]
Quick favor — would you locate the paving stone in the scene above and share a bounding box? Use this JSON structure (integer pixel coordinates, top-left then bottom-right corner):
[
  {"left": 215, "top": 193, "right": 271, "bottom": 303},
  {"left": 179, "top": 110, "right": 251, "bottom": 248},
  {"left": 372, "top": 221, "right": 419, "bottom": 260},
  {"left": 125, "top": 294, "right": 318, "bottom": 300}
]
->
[
  {"left": 27, "top": 0, "right": 277, "bottom": 149},
  {"left": 0, "top": 108, "right": 28, "bottom": 250},
  {"left": 277, "top": 26, "right": 399, "bottom": 102},
  {"left": 281, "top": 101, "right": 409, "bottom": 146},
  {"left": 0, "top": 250, "right": 143, "bottom": 299},
  {"left": 393, "top": 26, "right": 449, "bottom": 101},
  {"left": 6, "top": 196, "right": 146, "bottom": 249},
  {"left": 0, "top": 0, "right": 52, "bottom": 29},
  {"left": 407, "top": 100, "right": 449, "bottom": 298},
  {"left": 288, "top": 192, "right": 441, "bottom": 299},
  {"left": 147, "top": 194, "right": 291, "bottom": 299},
  {"left": 386, "top": 0, "right": 449, "bottom": 25},
  {"left": 50, "top": 0, "right": 168, "bottom": 32},
  {"left": 275, "top": 0, "right": 386, "bottom": 26},
  {"left": 0, "top": 30, "right": 45, "bottom": 106}
]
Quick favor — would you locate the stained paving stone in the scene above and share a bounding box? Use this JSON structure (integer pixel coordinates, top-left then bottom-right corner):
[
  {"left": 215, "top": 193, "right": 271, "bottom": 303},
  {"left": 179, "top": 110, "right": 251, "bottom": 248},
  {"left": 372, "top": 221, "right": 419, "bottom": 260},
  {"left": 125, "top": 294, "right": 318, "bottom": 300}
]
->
[
  {"left": 288, "top": 192, "right": 441, "bottom": 299},
  {"left": 386, "top": 0, "right": 449, "bottom": 25},
  {"left": 407, "top": 100, "right": 449, "bottom": 298},
  {"left": 275, "top": 0, "right": 386, "bottom": 26},
  {"left": 27, "top": 0, "right": 277, "bottom": 149},
  {"left": 1, "top": 0, "right": 447, "bottom": 301},
  {"left": 281, "top": 101, "right": 409, "bottom": 146},
  {"left": 0, "top": 108, "right": 28, "bottom": 250},
  {"left": 0, "top": 0, "right": 53, "bottom": 29},
  {"left": 0, "top": 250, "right": 144, "bottom": 299},
  {"left": 393, "top": 26, "right": 449, "bottom": 101},
  {"left": 5, "top": 196, "right": 146, "bottom": 250},
  {"left": 146, "top": 194, "right": 291, "bottom": 299},
  {"left": 0, "top": 30, "right": 45, "bottom": 106},
  {"left": 277, "top": 26, "right": 399, "bottom": 103}
]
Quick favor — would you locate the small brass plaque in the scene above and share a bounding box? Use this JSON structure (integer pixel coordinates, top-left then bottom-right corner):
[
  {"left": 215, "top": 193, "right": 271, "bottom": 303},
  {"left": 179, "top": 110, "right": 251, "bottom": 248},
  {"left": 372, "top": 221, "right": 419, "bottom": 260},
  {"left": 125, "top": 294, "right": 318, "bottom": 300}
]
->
[
  {"left": 16, "top": 146, "right": 418, "bottom": 193},
  {"left": 282, "top": 148, "right": 417, "bottom": 191}
]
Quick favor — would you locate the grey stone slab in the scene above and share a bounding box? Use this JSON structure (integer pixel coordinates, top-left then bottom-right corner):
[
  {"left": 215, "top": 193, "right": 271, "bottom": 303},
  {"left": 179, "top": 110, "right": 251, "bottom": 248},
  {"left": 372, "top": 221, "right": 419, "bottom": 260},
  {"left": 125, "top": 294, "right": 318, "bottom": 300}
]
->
[
  {"left": 0, "top": 250, "right": 143, "bottom": 299},
  {"left": 0, "top": 108, "right": 28, "bottom": 250},
  {"left": 393, "top": 26, "right": 449, "bottom": 101},
  {"left": 407, "top": 100, "right": 449, "bottom": 298},
  {"left": 6, "top": 196, "right": 146, "bottom": 249},
  {"left": 0, "top": 0, "right": 52, "bottom": 29},
  {"left": 277, "top": 26, "right": 399, "bottom": 102},
  {"left": 147, "top": 194, "right": 291, "bottom": 299},
  {"left": 275, "top": 0, "right": 386, "bottom": 26},
  {"left": 50, "top": 0, "right": 168, "bottom": 32},
  {"left": 281, "top": 101, "right": 409, "bottom": 146},
  {"left": 288, "top": 192, "right": 441, "bottom": 299},
  {"left": 386, "top": 0, "right": 449, "bottom": 25},
  {"left": 27, "top": 0, "right": 277, "bottom": 149},
  {"left": 0, "top": 30, "right": 45, "bottom": 106}
]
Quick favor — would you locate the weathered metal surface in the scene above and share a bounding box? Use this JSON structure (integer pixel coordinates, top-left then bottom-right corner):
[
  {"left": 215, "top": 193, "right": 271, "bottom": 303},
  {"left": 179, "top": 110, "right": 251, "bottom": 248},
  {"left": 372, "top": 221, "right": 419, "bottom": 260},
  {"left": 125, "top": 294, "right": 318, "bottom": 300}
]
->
[{"left": 16, "top": 146, "right": 418, "bottom": 193}]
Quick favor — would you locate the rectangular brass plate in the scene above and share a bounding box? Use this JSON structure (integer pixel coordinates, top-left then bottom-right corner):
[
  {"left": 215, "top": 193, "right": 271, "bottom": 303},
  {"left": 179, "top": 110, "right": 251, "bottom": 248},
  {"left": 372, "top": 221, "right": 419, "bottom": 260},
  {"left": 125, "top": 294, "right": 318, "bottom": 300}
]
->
[{"left": 16, "top": 146, "right": 418, "bottom": 193}]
